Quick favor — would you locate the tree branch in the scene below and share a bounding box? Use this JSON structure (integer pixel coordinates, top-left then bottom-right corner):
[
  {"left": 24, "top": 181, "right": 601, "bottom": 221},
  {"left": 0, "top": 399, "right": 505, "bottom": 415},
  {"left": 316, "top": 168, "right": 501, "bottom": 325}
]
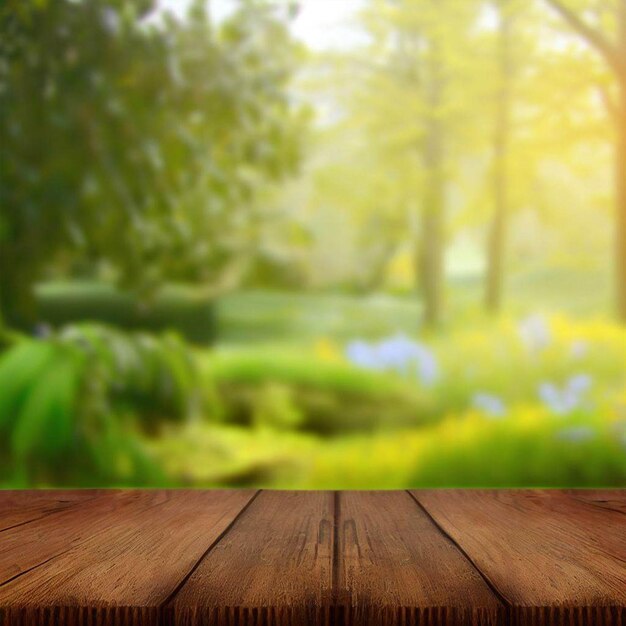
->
[
  {"left": 597, "top": 83, "right": 620, "bottom": 122},
  {"left": 544, "top": 0, "right": 624, "bottom": 77}
]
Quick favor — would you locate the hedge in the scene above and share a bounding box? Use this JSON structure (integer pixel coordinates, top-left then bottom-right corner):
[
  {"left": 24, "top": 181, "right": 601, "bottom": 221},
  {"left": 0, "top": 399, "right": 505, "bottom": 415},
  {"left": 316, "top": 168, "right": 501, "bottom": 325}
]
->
[{"left": 34, "top": 281, "right": 217, "bottom": 345}]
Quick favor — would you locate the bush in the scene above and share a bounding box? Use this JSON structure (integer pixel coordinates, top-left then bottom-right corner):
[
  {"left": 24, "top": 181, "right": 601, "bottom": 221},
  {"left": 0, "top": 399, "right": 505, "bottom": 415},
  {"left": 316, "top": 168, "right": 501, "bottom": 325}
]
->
[
  {"left": 411, "top": 406, "right": 626, "bottom": 487},
  {"left": 0, "top": 324, "right": 200, "bottom": 486},
  {"left": 34, "top": 281, "right": 217, "bottom": 345},
  {"left": 201, "top": 349, "right": 434, "bottom": 435}
]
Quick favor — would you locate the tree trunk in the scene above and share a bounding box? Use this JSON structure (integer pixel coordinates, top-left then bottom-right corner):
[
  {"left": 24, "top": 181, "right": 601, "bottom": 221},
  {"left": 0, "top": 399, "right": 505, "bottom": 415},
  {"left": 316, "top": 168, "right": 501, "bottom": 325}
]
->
[
  {"left": 359, "top": 240, "right": 397, "bottom": 293},
  {"left": 485, "top": 1, "right": 513, "bottom": 313},
  {"left": 0, "top": 247, "right": 38, "bottom": 332},
  {"left": 615, "top": 85, "right": 626, "bottom": 322},
  {"left": 544, "top": 0, "right": 626, "bottom": 322},
  {"left": 616, "top": 2, "right": 626, "bottom": 322},
  {"left": 417, "top": 35, "right": 445, "bottom": 329},
  {"left": 419, "top": 133, "right": 445, "bottom": 329}
]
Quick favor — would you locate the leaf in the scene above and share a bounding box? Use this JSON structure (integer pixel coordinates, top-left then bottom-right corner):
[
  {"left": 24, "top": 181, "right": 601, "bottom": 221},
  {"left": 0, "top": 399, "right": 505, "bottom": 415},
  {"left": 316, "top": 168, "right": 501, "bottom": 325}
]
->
[
  {"left": 0, "top": 340, "right": 57, "bottom": 437},
  {"left": 10, "top": 351, "right": 80, "bottom": 462}
]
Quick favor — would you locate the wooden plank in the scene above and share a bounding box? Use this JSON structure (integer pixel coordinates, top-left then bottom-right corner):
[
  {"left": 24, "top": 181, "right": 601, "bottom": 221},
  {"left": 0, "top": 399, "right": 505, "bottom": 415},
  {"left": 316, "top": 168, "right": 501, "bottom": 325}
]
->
[
  {"left": 0, "top": 490, "right": 167, "bottom": 586},
  {"left": 0, "top": 489, "right": 623, "bottom": 626},
  {"left": 0, "top": 490, "right": 104, "bottom": 532},
  {"left": 414, "top": 489, "right": 626, "bottom": 625},
  {"left": 510, "top": 490, "right": 626, "bottom": 564},
  {"left": 167, "top": 490, "right": 334, "bottom": 626},
  {"left": 564, "top": 489, "right": 626, "bottom": 516},
  {"left": 335, "top": 491, "right": 503, "bottom": 626},
  {"left": 0, "top": 490, "right": 255, "bottom": 626}
]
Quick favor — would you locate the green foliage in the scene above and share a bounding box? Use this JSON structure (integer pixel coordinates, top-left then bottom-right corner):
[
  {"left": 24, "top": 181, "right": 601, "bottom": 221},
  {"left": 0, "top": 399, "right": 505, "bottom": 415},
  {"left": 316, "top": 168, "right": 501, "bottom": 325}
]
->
[
  {"left": 217, "top": 290, "right": 424, "bottom": 343},
  {"left": 251, "top": 383, "right": 303, "bottom": 431},
  {"left": 1, "top": 0, "right": 624, "bottom": 491},
  {"left": 285, "top": 407, "right": 626, "bottom": 489},
  {"left": 0, "top": 325, "right": 199, "bottom": 485},
  {"left": 289, "top": 0, "right": 615, "bottom": 306},
  {"left": 201, "top": 348, "right": 433, "bottom": 435},
  {"left": 411, "top": 409, "right": 626, "bottom": 487},
  {"left": 0, "top": 0, "right": 306, "bottom": 325},
  {"left": 35, "top": 281, "right": 217, "bottom": 345},
  {"left": 60, "top": 324, "right": 199, "bottom": 428},
  {"left": 0, "top": 340, "right": 58, "bottom": 438},
  {"left": 147, "top": 303, "right": 626, "bottom": 488}
]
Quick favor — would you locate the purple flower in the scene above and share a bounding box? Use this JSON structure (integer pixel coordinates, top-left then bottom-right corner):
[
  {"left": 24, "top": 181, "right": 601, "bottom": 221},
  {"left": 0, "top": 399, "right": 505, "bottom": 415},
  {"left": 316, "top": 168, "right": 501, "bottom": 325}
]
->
[
  {"left": 567, "top": 373, "right": 592, "bottom": 395},
  {"left": 555, "top": 426, "right": 596, "bottom": 443},
  {"left": 538, "top": 374, "right": 593, "bottom": 416},
  {"left": 472, "top": 392, "right": 507, "bottom": 418},
  {"left": 346, "top": 333, "right": 439, "bottom": 386},
  {"left": 377, "top": 335, "right": 420, "bottom": 375},
  {"left": 345, "top": 340, "right": 384, "bottom": 371}
]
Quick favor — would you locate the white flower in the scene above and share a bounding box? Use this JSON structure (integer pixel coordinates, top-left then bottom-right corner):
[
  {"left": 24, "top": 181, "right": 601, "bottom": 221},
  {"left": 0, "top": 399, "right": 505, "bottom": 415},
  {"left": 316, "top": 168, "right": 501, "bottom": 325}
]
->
[
  {"left": 569, "top": 340, "right": 588, "bottom": 360},
  {"left": 518, "top": 314, "right": 552, "bottom": 352}
]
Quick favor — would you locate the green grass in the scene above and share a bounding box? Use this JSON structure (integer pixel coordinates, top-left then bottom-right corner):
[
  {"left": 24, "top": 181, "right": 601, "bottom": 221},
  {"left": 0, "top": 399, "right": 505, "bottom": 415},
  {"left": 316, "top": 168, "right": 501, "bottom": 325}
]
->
[
  {"left": 217, "top": 289, "right": 423, "bottom": 344},
  {"left": 217, "top": 266, "right": 612, "bottom": 345},
  {"left": 148, "top": 307, "right": 626, "bottom": 488},
  {"left": 4, "top": 265, "right": 623, "bottom": 488},
  {"left": 151, "top": 408, "right": 626, "bottom": 489}
]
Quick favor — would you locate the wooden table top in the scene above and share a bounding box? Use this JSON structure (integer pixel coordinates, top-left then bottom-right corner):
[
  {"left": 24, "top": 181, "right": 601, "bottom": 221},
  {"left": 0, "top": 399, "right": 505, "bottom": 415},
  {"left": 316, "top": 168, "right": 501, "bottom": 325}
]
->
[{"left": 0, "top": 490, "right": 624, "bottom": 626}]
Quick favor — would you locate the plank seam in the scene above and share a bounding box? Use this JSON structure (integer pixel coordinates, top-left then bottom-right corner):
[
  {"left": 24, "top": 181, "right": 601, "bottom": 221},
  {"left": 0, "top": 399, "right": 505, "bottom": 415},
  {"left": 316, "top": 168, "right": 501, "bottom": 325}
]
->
[
  {"left": 567, "top": 495, "right": 626, "bottom": 517},
  {"left": 332, "top": 490, "right": 340, "bottom": 606},
  {"left": 0, "top": 514, "right": 67, "bottom": 535},
  {"left": 0, "top": 547, "right": 74, "bottom": 589},
  {"left": 0, "top": 495, "right": 171, "bottom": 592},
  {"left": 0, "top": 495, "right": 102, "bottom": 535},
  {"left": 405, "top": 491, "right": 513, "bottom": 611},
  {"left": 160, "top": 489, "right": 262, "bottom": 609}
]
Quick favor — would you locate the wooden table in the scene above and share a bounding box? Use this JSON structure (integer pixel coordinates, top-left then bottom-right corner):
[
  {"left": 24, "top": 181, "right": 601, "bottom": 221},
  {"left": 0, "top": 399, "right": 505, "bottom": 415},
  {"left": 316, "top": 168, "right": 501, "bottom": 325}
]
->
[{"left": 0, "top": 490, "right": 624, "bottom": 625}]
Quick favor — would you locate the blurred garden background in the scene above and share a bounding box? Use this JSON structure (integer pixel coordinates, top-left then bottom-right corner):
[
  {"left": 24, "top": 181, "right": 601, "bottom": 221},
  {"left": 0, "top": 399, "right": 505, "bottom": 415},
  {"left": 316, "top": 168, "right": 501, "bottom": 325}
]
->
[{"left": 1, "top": 0, "right": 625, "bottom": 488}]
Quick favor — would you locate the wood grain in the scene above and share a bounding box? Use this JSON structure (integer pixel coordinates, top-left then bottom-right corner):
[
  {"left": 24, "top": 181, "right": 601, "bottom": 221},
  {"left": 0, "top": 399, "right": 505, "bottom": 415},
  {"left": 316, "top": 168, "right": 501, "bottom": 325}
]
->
[
  {"left": 0, "top": 489, "right": 624, "bottom": 626},
  {"left": 414, "top": 489, "right": 626, "bottom": 626},
  {"left": 0, "top": 490, "right": 256, "bottom": 626},
  {"left": 335, "top": 491, "right": 504, "bottom": 626},
  {"left": 0, "top": 490, "right": 160, "bottom": 586},
  {"left": 167, "top": 490, "right": 335, "bottom": 626},
  {"left": 564, "top": 489, "right": 626, "bottom": 516},
  {"left": 0, "top": 490, "right": 104, "bottom": 533}
]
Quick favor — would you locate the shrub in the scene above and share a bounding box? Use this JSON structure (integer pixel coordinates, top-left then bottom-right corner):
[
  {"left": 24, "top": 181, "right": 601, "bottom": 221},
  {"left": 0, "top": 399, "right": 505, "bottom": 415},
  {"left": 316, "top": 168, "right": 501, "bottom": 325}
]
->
[
  {"left": 0, "top": 324, "right": 200, "bottom": 486},
  {"left": 201, "top": 349, "right": 434, "bottom": 435},
  {"left": 411, "top": 406, "right": 626, "bottom": 487},
  {"left": 34, "top": 281, "right": 217, "bottom": 345}
]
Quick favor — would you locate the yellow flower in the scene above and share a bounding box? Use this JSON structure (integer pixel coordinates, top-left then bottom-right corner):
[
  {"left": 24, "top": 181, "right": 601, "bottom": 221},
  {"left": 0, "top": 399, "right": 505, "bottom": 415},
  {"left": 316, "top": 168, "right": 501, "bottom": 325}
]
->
[
  {"left": 387, "top": 250, "right": 415, "bottom": 289},
  {"left": 314, "top": 337, "right": 342, "bottom": 363}
]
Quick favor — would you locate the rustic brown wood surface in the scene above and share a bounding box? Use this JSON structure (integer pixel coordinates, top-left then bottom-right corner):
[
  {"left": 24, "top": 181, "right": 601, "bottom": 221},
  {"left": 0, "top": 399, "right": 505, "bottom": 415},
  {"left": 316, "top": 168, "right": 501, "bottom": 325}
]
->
[
  {"left": 336, "top": 491, "right": 503, "bottom": 626},
  {"left": 413, "top": 490, "right": 626, "bottom": 626},
  {"left": 0, "top": 490, "right": 623, "bottom": 626},
  {"left": 0, "top": 490, "right": 105, "bottom": 533}
]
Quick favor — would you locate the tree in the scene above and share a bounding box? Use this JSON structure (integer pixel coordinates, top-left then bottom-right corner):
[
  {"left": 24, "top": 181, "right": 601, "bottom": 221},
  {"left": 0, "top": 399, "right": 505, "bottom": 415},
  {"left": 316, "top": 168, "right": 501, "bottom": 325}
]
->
[
  {"left": 350, "top": 0, "right": 481, "bottom": 327},
  {"left": 0, "top": 0, "right": 306, "bottom": 329},
  {"left": 544, "top": 0, "right": 626, "bottom": 321},
  {"left": 485, "top": 0, "right": 517, "bottom": 312}
]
